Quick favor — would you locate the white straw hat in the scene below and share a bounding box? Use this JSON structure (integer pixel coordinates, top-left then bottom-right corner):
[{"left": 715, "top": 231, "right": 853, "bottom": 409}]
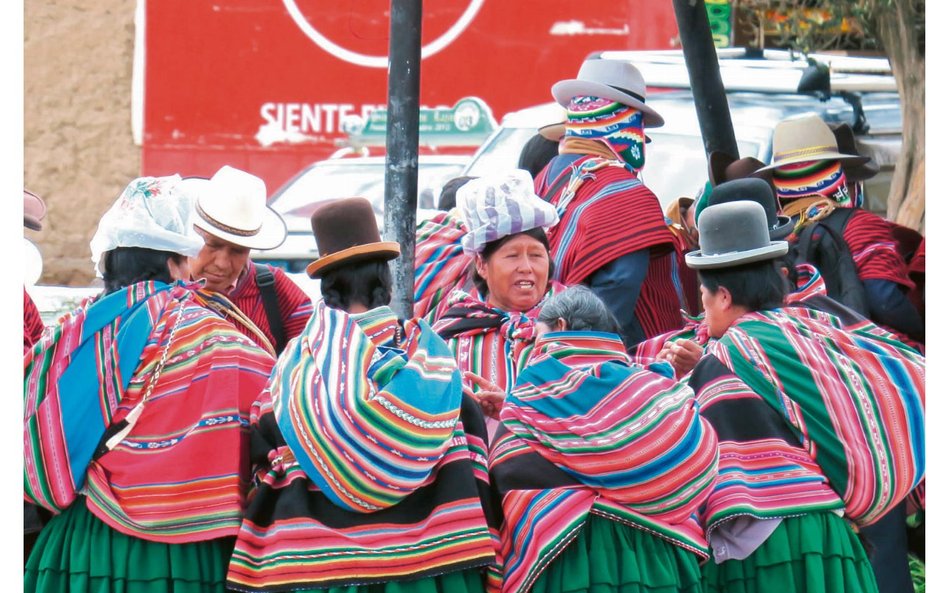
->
[{"left": 185, "top": 166, "right": 287, "bottom": 250}]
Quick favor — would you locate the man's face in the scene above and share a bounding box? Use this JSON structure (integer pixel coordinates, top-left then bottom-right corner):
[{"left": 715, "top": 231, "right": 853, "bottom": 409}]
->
[{"left": 189, "top": 227, "right": 251, "bottom": 293}]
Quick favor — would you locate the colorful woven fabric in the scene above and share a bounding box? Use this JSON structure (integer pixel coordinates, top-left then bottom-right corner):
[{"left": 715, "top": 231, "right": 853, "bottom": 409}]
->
[
  {"left": 705, "top": 306, "right": 925, "bottom": 527},
  {"left": 227, "top": 305, "right": 497, "bottom": 591},
  {"left": 228, "top": 261, "right": 313, "bottom": 353},
  {"left": 271, "top": 303, "right": 462, "bottom": 512},
  {"left": 433, "top": 283, "right": 565, "bottom": 394},
  {"left": 25, "top": 281, "right": 176, "bottom": 513},
  {"left": 490, "top": 332, "right": 718, "bottom": 593},
  {"left": 842, "top": 208, "right": 915, "bottom": 289},
  {"left": 565, "top": 97, "right": 645, "bottom": 171},
  {"left": 774, "top": 159, "right": 850, "bottom": 206},
  {"left": 413, "top": 210, "right": 471, "bottom": 322},
  {"left": 536, "top": 154, "right": 684, "bottom": 340},
  {"left": 24, "top": 288, "right": 45, "bottom": 352},
  {"left": 25, "top": 281, "right": 275, "bottom": 543}
]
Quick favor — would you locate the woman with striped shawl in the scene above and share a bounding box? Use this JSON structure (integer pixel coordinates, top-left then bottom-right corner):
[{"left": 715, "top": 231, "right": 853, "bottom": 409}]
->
[
  {"left": 226, "top": 197, "right": 499, "bottom": 593},
  {"left": 432, "top": 170, "right": 565, "bottom": 432},
  {"left": 488, "top": 285, "right": 719, "bottom": 593},
  {"left": 24, "top": 176, "right": 275, "bottom": 592},
  {"left": 683, "top": 201, "right": 924, "bottom": 593}
]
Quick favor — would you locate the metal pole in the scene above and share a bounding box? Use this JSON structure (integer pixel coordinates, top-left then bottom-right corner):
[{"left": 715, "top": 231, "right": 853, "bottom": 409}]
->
[
  {"left": 672, "top": 0, "right": 739, "bottom": 159},
  {"left": 383, "top": 0, "right": 423, "bottom": 320}
]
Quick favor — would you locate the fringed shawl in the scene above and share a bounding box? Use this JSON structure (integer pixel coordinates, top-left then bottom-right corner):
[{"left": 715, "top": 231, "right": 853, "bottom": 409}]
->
[
  {"left": 490, "top": 332, "right": 718, "bottom": 593},
  {"left": 708, "top": 306, "right": 924, "bottom": 526},
  {"left": 271, "top": 302, "right": 463, "bottom": 512}
]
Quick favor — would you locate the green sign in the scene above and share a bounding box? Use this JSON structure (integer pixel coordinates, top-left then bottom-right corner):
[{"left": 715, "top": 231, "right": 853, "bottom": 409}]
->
[
  {"left": 351, "top": 97, "right": 498, "bottom": 146},
  {"left": 706, "top": 0, "right": 732, "bottom": 48}
]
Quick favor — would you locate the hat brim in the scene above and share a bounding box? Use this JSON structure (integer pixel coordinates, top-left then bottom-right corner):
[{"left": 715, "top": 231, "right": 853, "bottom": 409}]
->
[
  {"left": 24, "top": 216, "right": 42, "bottom": 231},
  {"left": 685, "top": 241, "right": 788, "bottom": 270},
  {"left": 194, "top": 206, "right": 287, "bottom": 250},
  {"left": 551, "top": 79, "right": 665, "bottom": 128},
  {"left": 756, "top": 152, "right": 870, "bottom": 172},
  {"left": 306, "top": 241, "right": 401, "bottom": 278},
  {"left": 842, "top": 160, "right": 880, "bottom": 182},
  {"left": 770, "top": 216, "right": 795, "bottom": 241}
]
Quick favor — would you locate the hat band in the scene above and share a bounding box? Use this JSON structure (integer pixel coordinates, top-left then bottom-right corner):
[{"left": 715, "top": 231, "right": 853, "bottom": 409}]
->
[
  {"left": 196, "top": 202, "right": 262, "bottom": 237},
  {"left": 606, "top": 83, "right": 646, "bottom": 104},
  {"left": 774, "top": 144, "right": 838, "bottom": 163}
]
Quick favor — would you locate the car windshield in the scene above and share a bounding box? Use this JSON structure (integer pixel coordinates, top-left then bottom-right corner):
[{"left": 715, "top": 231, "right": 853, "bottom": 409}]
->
[
  {"left": 466, "top": 128, "right": 760, "bottom": 205},
  {"left": 271, "top": 161, "right": 467, "bottom": 221}
]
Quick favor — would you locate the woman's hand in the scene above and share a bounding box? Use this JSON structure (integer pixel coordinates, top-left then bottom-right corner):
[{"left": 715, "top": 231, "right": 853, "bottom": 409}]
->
[
  {"left": 464, "top": 371, "right": 506, "bottom": 420},
  {"left": 657, "top": 339, "right": 704, "bottom": 377}
]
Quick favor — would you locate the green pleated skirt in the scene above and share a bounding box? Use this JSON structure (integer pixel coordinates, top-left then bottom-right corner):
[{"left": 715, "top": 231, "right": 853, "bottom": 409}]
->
[
  {"left": 24, "top": 500, "right": 235, "bottom": 593},
  {"left": 530, "top": 514, "right": 705, "bottom": 593},
  {"left": 702, "top": 511, "right": 879, "bottom": 593},
  {"left": 286, "top": 568, "right": 486, "bottom": 593}
]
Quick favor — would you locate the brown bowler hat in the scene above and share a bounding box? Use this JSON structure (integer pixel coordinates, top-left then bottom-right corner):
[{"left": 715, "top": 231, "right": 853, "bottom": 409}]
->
[
  {"left": 306, "top": 197, "right": 400, "bottom": 278},
  {"left": 830, "top": 123, "right": 879, "bottom": 182},
  {"left": 24, "top": 189, "right": 47, "bottom": 230},
  {"left": 708, "top": 151, "right": 767, "bottom": 186}
]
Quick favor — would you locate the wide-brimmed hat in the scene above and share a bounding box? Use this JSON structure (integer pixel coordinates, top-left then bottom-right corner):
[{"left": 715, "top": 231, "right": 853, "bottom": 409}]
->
[
  {"left": 185, "top": 166, "right": 287, "bottom": 250},
  {"left": 457, "top": 169, "right": 559, "bottom": 255},
  {"left": 552, "top": 58, "right": 664, "bottom": 128},
  {"left": 24, "top": 190, "right": 46, "bottom": 231},
  {"left": 685, "top": 201, "right": 788, "bottom": 270},
  {"left": 757, "top": 114, "right": 871, "bottom": 172},
  {"left": 705, "top": 178, "right": 794, "bottom": 240},
  {"left": 831, "top": 123, "right": 879, "bottom": 181},
  {"left": 709, "top": 151, "right": 767, "bottom": 186},
  {"left": 306, "top": 197, "right": 400, "bottom": 278}
]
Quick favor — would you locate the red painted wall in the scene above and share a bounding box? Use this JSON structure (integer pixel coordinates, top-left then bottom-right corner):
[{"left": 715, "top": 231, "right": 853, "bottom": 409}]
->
[{"left": 143, "top": 0, "right": 680, "bottom": 195}]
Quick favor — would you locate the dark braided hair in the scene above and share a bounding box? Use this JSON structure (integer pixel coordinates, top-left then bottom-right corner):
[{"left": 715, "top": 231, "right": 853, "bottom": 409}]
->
[
  {"left": 102, "top": 247, "right": 185, "bottom": 295},
  {"left": 320, "top": 259, "right": 393, "bottom": 311}
]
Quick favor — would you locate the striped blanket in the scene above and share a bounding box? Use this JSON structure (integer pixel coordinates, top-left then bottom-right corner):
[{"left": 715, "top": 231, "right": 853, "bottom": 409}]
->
[
  {"left": 413, "top": 209, "right": 472, "bottom": 322},
  {"left": 433, "top": 283, "right": 566, "bottom": 394},
  {"left": 227, "top": 303, "right": 497, "bottom": 591},
  {"left": 536, "top": 154, "right": 684, "bottom": 339},
  {"left": 490, "top": 332, "right": 718, "bottom": 593},
  {"left": 703, "top": 306, "right": 924, "bottom": 527},
  {"left": 25, "top": 281, "right": 274, "bottom": 542}
]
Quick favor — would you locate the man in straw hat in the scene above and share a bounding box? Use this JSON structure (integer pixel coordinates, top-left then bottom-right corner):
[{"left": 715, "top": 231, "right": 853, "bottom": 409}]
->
[
  {"left": 534, "top": 57, "right": 685, "bottom": 349},
  {"left": 183, "top": 165, "right": 313, "bottom": 355},
  {"left": 681, "top": 199, "right": 924, "bottom": 593},
  {"left": 756, "top": 114, "right": 922, "bottom": 350},
  {"left": 226, "top": 196, "right": 497, "bottom": 593}
]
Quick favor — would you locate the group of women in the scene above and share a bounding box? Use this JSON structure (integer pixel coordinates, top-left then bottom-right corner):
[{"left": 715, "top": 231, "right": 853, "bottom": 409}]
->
[{"left": 24, "top": 167, "right": 924, "bottom": 593}]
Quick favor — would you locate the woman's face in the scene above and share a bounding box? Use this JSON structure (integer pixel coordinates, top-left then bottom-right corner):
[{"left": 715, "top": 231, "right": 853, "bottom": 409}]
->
[
  {"left": 476, "top": 234, "right": 550, "bottom": 313},
  {"left": 701, "top": 283, "right": 735, "bottom": 338}
]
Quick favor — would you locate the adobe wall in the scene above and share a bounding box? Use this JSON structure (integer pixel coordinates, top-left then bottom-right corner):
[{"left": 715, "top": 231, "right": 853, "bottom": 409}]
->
[{"left": 25, "top": 0, "right": 139, "bottom": 285}]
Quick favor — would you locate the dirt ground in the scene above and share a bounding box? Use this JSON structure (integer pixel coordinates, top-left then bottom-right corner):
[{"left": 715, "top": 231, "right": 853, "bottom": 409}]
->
[{"left": 25, "top": 0, "right": 139, "bottom": 285}]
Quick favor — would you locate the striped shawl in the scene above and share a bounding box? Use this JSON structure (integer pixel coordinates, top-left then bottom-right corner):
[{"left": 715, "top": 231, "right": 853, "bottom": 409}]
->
[
  {"left": 433, "top": 282, "right": 566, "bottom": 394},
  {"left": 227, "top": 303, "right": 498, "bottom": 591},
  {"left": 25, "top": 281, "right": 275, "bottom": 542},
  {"left": 703, "top": 307, "right": 924, "bottom": 528},
  {"left": 413, "top": 209, "right": 472, "bottom": 322},
  {"left": 536, "top": 154, "right": 684, "bottom": 339},
  {"left": 490, "top": 332, "right": 718, "bottom": 593}
]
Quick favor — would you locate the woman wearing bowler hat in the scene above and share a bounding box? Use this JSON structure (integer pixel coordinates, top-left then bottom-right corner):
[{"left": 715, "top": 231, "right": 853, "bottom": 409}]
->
[
  {"left": 682, "top": 200, "right": 924, "bottom": 593},
  {"left": 226, "top": 197, "right": 499, "bottom": 593}
]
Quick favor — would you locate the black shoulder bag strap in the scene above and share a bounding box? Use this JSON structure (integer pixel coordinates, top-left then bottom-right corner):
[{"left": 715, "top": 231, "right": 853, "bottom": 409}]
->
[{"left": 254, "top": 263, "right": 287, "bottom": 353}]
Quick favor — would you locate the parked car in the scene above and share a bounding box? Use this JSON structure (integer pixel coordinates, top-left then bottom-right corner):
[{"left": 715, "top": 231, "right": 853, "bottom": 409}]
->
[
  {"left": 464, "top": 50, "right": 902, "bottom": 214},
  {"left": 251, "top": 155, "right": 470, "bottom": 277}
]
